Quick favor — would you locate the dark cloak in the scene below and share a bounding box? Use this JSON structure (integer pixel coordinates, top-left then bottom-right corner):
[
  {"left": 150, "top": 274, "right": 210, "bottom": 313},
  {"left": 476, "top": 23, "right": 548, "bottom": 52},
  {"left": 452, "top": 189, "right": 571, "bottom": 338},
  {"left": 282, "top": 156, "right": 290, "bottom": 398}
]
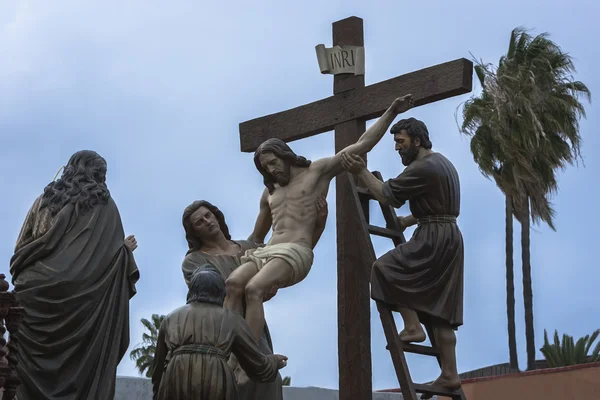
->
[
  {"left": 371, "top": 152, "right": 464, "bottom": 328},
  {"left": 10, "top": 195, "right": 139, "bottom": 399},
  {"left": 182, "top": 240, "right": 283, "bottom": 400}
]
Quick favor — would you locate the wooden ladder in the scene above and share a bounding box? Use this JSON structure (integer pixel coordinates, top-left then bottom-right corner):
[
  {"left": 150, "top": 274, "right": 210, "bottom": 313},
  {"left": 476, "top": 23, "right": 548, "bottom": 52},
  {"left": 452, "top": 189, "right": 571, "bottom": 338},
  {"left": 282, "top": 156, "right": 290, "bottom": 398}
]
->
[{"left": 348, "top": 170, "right": 467, "bottom": 400}]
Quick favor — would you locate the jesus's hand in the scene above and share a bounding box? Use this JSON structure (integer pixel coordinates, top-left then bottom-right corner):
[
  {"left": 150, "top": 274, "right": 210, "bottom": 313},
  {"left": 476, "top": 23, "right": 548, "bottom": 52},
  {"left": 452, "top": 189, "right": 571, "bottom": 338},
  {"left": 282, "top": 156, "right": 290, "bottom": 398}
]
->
[
  {"left": 391, "top": 94, "right": 414, "bottom": 114},
  {"left": 340, "top": 152, "right": 366, "bottom": 173}
]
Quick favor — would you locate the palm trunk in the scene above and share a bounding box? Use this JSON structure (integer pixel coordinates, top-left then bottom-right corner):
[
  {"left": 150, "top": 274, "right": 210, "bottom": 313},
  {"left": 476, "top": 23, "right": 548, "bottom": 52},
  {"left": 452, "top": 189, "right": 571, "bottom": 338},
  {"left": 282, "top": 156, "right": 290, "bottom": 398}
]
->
[
  {"left": 521, "top": 196, "right": 536, "bottom": 370},
  {"left": 505, "top": 194, "right": 519, "bottom": 370}
]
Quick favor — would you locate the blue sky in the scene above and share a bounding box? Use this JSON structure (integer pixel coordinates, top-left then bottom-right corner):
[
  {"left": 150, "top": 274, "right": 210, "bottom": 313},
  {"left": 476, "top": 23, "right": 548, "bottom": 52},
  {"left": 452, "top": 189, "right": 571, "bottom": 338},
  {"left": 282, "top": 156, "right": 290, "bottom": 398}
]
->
[{"left": 1, "top": 0, "right": 598, "bottom": 390}]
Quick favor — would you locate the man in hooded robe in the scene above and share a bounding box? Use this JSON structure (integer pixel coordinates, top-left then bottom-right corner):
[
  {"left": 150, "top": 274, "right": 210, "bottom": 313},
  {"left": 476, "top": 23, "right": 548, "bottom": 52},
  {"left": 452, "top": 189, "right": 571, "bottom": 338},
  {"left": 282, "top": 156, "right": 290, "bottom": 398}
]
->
[{"left": 152, "top": 265, "right": 288, "bottom": 400}]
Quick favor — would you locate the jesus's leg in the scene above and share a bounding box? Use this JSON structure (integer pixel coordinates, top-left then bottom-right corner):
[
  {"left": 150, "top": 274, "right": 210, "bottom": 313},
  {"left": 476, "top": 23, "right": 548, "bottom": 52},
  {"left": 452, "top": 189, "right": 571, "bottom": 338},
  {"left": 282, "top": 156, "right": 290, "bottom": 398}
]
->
[
  {"left": 244, "top": 258, "right": 294, "bottom": 341},
  {"left": 397, "top": 307, "right": 426, "bottom": 343},
  {"left": 430, "top": 326, "right": 461, "bottom": 390},
  {"left": 224, "top": 262, "right": 261, "bottom": 385},
  {"left": 224, "top": 261, "right": 259, "bottom": 315}
]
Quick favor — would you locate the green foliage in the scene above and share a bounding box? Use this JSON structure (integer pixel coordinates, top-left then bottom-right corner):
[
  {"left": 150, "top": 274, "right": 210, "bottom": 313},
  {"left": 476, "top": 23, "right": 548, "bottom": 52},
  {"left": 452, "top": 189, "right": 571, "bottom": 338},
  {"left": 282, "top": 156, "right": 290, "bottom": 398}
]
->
[
  {"left": 540, "top": 329, "right": 600, "bottom": 367},
  {"left": 129, "top": 313, "right": 166, "bottom": 378},
  {"left": 282, "top": 376, "right": 291, "bottom": 386}
]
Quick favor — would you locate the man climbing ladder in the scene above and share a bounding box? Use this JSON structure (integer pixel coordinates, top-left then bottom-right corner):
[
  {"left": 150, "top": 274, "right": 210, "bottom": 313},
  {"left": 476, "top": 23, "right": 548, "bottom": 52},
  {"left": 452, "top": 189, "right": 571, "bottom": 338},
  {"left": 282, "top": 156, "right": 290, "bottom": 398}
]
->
[{"left": 340, "top": 115, "right": 466, "bottom": 400}]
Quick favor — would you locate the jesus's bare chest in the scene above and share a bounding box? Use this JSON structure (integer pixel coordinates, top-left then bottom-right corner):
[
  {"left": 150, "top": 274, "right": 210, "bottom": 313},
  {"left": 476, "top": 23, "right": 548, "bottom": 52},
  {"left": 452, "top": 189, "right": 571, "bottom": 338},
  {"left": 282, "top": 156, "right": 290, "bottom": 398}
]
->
[{"left": 268, "top": 173, "right": 320, "bottom": 218}]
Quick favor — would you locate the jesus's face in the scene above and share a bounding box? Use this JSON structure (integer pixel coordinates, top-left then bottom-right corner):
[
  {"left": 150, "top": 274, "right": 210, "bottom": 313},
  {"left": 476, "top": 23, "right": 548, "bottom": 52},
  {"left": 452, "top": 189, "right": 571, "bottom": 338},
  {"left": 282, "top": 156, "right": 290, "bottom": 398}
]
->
[
  {"left": 259, "top": 152, "right": 290, "bottom": 186},
  {"left": 394, "top": 130, "right": 420, "bottom": 166},
  {"left": 190, "top": 206, "right": 221, "bottom": 239}
]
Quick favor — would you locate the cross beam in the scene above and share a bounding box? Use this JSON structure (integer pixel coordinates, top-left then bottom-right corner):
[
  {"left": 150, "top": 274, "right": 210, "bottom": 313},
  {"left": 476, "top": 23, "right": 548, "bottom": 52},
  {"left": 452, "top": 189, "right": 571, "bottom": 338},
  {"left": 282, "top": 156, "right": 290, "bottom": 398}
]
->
[
  {"left": 239, "top": 58, "right": 472, "bottom": 152},
  {"left": 238, "top": 16, "right": 473, "bottom": 400}
]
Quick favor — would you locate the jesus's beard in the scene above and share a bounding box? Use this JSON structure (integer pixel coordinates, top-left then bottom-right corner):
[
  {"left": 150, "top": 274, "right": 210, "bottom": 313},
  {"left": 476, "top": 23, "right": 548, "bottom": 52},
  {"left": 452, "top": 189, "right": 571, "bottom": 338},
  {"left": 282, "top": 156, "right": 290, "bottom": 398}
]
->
[
  {"left": 399, "top": 145, "right": 419, "bottom": 166},
  {"left": 273, "top": 163, "right": 291, "bottom": 186},
  {"left": 274, "top": 172, "right": 290, "bottom": 186}
]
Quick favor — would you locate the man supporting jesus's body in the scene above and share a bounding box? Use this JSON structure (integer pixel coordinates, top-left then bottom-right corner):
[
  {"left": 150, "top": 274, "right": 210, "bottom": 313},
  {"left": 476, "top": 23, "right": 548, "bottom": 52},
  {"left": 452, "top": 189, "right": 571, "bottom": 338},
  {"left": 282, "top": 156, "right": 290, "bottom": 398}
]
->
[{"left": 224, "top": 94, "right": 415, "bottom": 342}]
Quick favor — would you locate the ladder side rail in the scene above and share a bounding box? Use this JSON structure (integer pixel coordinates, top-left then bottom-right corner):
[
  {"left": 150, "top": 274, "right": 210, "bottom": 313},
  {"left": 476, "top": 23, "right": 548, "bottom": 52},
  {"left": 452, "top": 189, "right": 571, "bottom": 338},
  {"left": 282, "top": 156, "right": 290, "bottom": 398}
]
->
[
  {"left": 377, "top": 302, "right": 419, "bottom": 400},
  {"left": 347, "top": 172, "right": 377, "bottom": 264}
]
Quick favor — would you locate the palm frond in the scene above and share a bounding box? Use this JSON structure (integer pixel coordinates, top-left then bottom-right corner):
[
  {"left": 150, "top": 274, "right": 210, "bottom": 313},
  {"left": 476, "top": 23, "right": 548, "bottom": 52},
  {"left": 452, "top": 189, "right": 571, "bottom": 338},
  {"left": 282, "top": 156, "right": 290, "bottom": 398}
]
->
[
  {"left": 540, "top": 328, "right": 600, "bottom": 367},
  {"left": 459, "top": 25, "right": 590, "bottom": 230},
  {"left": 130, "top": 314, "right": 166, "bottom": 377}
]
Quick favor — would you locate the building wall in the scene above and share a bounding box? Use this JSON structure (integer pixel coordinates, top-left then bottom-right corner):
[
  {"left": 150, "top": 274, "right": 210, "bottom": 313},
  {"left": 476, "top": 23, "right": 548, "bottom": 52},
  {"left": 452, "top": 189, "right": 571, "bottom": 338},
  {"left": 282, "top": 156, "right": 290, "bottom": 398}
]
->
[
  {"left": 461, "top": 362, "right": 600, "bottom": 400},
  {"left": 113, "top": 378, "right": 412, "bottom": 400}
]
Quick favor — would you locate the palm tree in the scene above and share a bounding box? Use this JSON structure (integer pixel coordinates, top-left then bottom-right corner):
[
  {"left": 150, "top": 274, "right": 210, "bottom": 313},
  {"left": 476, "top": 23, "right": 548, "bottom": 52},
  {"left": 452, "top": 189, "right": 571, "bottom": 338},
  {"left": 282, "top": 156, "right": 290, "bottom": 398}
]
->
[
  {"left": 460, "top": 27, "right": 590, "bottom": 370},
  {"left": 460, "top": 66, "right": 521, "bottom": 370},
  {"left": 130, "top": 314, "right": 165, "bottom": 378},
  {"left": 540, "top": 329, "right": 600, "bottom": 367},
  {"left": 282, "top": 376, "right": 292, "bottom": 386}
]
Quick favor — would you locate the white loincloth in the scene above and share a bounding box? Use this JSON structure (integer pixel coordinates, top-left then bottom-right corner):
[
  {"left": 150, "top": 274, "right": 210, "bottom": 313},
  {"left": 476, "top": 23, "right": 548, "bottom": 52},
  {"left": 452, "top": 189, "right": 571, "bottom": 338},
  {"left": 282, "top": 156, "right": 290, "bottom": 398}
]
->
[{"left": 240, "top": 242, "right": 314, "bottom": 287}]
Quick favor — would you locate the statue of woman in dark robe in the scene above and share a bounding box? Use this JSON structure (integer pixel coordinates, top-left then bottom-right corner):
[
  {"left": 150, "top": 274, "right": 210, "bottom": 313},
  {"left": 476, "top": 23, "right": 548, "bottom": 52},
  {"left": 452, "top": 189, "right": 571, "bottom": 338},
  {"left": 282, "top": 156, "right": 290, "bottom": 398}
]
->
[
  {"left": 181, "top": 197, "right": 328, "bottom": 400},
  {"left": 10, "top": 150, "right": 140, "bottom": 400}
]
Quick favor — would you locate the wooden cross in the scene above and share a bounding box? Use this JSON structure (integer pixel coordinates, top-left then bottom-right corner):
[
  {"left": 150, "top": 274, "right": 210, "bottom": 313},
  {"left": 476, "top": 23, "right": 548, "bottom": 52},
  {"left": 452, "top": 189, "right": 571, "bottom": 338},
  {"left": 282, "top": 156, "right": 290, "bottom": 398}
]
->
[{"left": 239, "top": 16, "right": 472, "bottom": 400}]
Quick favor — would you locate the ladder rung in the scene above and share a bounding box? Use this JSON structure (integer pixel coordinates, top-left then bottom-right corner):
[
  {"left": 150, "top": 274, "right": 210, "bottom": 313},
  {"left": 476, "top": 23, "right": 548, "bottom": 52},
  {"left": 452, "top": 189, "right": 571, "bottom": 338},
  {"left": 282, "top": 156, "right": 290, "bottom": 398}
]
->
[
  {"left": 413, "top": 383, "right": 462, "bottom": 397},
  {"left": 368, "top": 225, "right": 404, "bottom": 239},
  {"left": 386, "top": 342, "right": 440, "bottom": 357}
]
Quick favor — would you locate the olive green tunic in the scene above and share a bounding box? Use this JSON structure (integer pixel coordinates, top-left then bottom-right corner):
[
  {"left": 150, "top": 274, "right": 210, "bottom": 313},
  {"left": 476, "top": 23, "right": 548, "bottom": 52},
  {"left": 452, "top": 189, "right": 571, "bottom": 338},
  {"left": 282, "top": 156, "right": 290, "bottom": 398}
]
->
[{"left": 152, "top": 303, "right": 280, "bottom": 400}]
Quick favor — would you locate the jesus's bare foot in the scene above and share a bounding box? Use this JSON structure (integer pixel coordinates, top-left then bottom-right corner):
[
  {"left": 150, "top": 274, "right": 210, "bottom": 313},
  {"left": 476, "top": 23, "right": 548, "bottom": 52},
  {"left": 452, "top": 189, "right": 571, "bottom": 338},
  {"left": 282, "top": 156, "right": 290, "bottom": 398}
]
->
[{"left": 398, "top": 326, "right": 426, "bottom": 343}]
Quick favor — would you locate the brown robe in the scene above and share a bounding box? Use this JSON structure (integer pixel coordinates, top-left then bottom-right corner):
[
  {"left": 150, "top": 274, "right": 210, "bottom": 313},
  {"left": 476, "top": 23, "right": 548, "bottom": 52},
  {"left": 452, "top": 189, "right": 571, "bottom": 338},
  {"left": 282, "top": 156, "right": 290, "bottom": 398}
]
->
[
  {"left": 182, "top": 240, "right": 283, "bottom": 400},
  {"left": 10, "top": 195, "right": 139, "bottom": 399},
  {"left": 372, "top": 152, "right": 464, "bottom": 328},
  {"left": 151, "top": 302, "right": 280, "bottom": 400}
]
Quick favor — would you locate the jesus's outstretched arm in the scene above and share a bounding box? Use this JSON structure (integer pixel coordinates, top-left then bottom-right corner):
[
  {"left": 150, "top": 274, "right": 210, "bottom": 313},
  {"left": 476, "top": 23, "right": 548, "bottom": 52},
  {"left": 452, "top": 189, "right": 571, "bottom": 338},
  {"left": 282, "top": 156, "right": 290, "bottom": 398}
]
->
[{"left": 312, "top": 94, "right": 414, "bottom": 179}]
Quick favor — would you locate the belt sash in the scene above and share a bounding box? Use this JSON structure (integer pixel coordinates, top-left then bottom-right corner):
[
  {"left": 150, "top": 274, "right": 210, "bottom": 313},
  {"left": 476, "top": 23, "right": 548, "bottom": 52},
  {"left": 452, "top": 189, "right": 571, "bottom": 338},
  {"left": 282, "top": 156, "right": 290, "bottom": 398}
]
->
[
  {"left": 171, "top": 344, "right": 229, "bottom": 360},
  {"left": 417, "top": 215, "right": 457, "bottom": 226}
]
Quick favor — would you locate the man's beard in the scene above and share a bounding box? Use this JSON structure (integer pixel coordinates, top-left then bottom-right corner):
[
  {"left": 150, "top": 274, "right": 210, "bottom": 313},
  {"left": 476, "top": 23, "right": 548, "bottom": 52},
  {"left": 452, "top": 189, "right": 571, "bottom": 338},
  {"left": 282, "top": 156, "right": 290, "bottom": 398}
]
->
[{"left": 399, "top": 144, "right": 419, "bottom": 166}]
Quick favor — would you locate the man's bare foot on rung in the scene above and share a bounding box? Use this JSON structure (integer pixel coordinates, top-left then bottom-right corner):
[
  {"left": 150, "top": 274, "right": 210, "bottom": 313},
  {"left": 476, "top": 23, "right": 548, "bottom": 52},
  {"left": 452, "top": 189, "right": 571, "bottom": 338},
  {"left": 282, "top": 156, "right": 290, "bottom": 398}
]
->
[
  {"left": 431, "top": 374, "right": 461, "bottom": 390},
  {"left": 398, "top": 326, "right": 426, "bottom": 343},
  {"left": 420, "top": 374, "right": 462, "bottom": 400}
]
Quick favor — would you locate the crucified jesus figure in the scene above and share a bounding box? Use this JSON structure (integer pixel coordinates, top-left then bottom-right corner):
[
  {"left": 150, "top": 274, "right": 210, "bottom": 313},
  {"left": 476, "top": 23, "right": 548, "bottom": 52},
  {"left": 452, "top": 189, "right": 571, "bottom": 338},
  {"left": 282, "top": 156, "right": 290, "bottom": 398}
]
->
[{"left": 224, "top": 94, "right": 415, "bottom": 342}]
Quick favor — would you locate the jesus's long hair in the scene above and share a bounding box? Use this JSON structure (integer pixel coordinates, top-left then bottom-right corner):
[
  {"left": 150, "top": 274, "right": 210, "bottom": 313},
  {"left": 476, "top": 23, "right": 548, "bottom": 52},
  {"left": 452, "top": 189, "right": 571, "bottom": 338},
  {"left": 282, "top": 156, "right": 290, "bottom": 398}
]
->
[
  {"left": 253, "top": 138, "right": 311, "bottom": 194},
  {"left": 40, "top": 150, "right": 110, "bottom": 217}
]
